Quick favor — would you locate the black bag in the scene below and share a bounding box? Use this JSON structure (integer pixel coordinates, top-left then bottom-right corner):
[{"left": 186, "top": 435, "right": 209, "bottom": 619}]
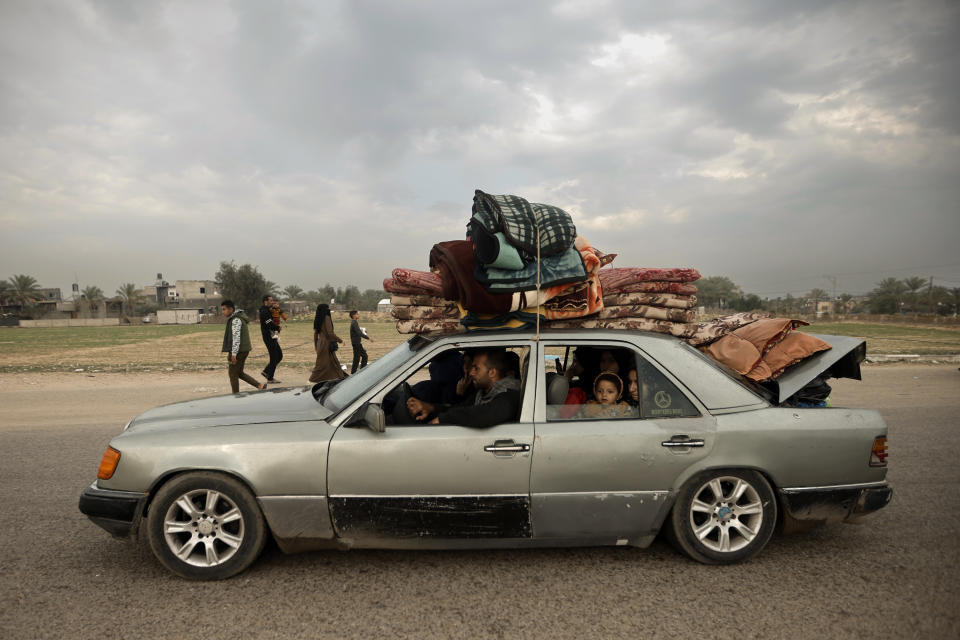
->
[{"left": 328, "top": 342, "right": 338, "bottom": 352}]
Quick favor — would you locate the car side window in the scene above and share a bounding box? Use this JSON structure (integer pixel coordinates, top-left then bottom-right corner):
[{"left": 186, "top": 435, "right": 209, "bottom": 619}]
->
[
  {"left": 544, "top": 344, "right": 699, "bottom": 421},
  {"left": 631, "top": 355, "right": 700, "bottom": 419},
  {"left": 383, "top": 345, "right": 530, "bottom": 426},
  {"left": 544, "top": 344, "right": 638, "bottom": 421}
]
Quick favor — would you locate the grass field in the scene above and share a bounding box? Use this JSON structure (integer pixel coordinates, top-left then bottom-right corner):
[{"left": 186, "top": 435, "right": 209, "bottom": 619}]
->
[
  {"left": 0, "top": 316, "right": 957, "bottom": 373},
  {"left": 798, "top": 322, "right": 960, "bottom": 355}
]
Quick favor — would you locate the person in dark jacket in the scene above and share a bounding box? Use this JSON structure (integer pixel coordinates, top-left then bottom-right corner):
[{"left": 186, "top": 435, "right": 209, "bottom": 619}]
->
[
  {"left": 258, "top": 295, "right": 283, "bottom": 384},
  {"left": 406, "top": 349, "right": 522, "bottom": 428},
  {"left": 221, "top": 300, "right": 265, "bottom": 393},
  {"left": 348, "top": 309, "right": 374, "bottom": 373}
]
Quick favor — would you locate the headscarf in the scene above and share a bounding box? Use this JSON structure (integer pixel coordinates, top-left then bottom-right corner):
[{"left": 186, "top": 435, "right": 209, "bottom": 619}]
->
[
  {"left": 313, "top": 304, "right": 331, "bottom": 332},
  {"left": 593, "top": 371, "right": 624, "bottom": 400}
]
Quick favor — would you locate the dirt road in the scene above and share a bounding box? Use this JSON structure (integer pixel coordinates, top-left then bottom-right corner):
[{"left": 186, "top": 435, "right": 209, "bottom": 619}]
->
[{"left": 0, "top": 365, "right": 957, "bottom": 639}]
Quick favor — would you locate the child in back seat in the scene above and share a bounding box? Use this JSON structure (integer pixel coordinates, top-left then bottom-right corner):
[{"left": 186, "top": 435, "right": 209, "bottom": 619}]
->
[{"left": 577, "top": 372, "right": 637, "bottom": 419}]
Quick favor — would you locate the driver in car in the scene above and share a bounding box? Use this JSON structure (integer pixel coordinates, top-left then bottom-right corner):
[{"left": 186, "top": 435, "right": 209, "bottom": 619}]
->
[{"left": 406, "top": 349, "right": 522, "bottom": 428}]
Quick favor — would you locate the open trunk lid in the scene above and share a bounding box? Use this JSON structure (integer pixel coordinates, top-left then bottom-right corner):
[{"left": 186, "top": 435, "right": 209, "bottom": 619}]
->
[{"left": 761, "top": 333, "right": 866, "bottom": 405}]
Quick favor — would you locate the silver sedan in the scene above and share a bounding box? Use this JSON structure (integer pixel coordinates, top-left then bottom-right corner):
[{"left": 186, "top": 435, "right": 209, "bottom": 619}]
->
[{"left": 79, "top": 329, "right": 892, "bottom": 579}]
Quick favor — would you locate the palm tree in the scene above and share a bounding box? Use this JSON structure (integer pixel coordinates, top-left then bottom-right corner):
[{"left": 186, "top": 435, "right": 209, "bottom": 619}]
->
[
  {"left": 903, "top": 276, "right": 928, "bottom": 313},
  {"left": 80, "top": 285, "right": 104, "bottom": 315},
  {"left": 869, "top": 277, "right": 907, "bottom": 314},
  {"left": 8, "top": 274, "right": 41, "bottom": 307},
  {"left": 116, "top": 283, "right": 140, "bottom": 316},
  {"left": 282, "top": 285, "right": 304, "bottom": 300}
]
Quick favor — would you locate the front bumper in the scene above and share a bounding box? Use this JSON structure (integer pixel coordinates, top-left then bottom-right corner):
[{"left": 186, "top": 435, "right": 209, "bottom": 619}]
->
[
  {"left": 780, "top": 483, "right": 893, "bottom": 523},
  {"left": 78, "top": 483, "right": 148, "bottom": 538}
]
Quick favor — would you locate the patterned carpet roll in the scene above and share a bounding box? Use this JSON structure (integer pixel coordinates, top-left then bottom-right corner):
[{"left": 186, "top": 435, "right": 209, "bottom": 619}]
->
[
  {"left": 597, "top": 305, "right": 697, "bottom": 323},
  {"left": 389, "top": 294, "right": 454, "bottom": 307},
  {"left": 603, "top": 281, "right": 699, "bottom": 295},
  {"left": 599, "top": 267, "right": 701, "bottom": 289},
  {"left": 395, "top": 319, "right": 462, "bottom": 334},
  {"left": 602, "top": 292, "right": 697, "bottom": 309},
  {"left": 391, "top": 305, "right": 459, "bottom": 321}
]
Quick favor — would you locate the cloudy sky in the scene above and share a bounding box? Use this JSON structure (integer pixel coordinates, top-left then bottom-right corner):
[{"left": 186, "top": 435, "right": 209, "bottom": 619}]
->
[{"left": 1, "top": 0, "right": 958, "bottom": 300}]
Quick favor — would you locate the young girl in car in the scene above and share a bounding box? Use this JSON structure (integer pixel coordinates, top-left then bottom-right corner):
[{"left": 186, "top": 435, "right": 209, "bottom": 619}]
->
[{"left": 577, "top": 372, "right": 637, "bottom": 419}]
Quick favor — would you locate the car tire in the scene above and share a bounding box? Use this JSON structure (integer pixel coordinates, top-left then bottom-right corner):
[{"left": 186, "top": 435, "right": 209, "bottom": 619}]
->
[
  {"left": 667, "top": 469, "right": 777, "bottom": 565},
  {"left": 146, "top": 471, "right": 267, "bottom": 580}
]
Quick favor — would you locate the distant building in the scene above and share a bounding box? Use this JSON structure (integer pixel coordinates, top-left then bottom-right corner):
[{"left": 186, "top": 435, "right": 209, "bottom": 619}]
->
[
  {"left": 175, "top": 280, "right": 219, "bottom": 303},
  {"left": 815, "top": 300, "right": 835, "bottom": 317},
  {"left": 157, "top": 308, "right": 204, "bottom": 325},
  {"left": 377, "top": 298, "right": 392, "bottom": 313},
  {"left": 141, "top": 273, "right": 175, "bottom": 304}
]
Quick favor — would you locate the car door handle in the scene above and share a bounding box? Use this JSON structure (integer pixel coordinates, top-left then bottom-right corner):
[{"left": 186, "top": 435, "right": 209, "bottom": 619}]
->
[
  {"left": 661, "top": 436, "right": 705, "bottom": 448},
  {"left": 484, "top": 439, "right": 531, "bottom": 454}
]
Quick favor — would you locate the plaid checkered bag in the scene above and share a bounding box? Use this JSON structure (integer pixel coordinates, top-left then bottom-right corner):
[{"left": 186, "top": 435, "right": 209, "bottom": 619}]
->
[{"left": 472, "top": 189, "right": 577, "bottom": 260}]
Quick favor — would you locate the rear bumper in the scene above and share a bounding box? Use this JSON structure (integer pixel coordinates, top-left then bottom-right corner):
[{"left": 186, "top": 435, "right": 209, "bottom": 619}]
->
[
  {"left": 78, "top": 483, "right": 148, "bottom": 538},
  {"left": 780, "top": 483, "right": 893, "bottom": 523}
]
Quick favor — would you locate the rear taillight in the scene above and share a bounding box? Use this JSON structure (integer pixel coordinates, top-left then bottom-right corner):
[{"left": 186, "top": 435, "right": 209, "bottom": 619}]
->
[{"left": 870, "top": 436, "right": 888, "bottom": 467}]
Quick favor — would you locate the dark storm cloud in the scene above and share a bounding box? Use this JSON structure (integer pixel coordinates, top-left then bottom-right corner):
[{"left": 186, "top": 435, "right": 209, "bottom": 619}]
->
[{"left": 0, "top": 0, "right": 957, "bottom": 298}]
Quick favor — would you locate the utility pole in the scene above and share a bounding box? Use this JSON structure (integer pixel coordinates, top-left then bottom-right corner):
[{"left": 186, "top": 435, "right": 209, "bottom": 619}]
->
[
  {"left": 823, "top": 275, "right": 837, "bottom": 317},
  {"left": 928, "top": 276, "right": 934, "bottom": 315}
]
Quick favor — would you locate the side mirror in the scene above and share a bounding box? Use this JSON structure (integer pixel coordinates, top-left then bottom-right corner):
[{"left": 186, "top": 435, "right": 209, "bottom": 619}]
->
[{"left": 362, "top": 403, "right": 386, "bottom": 433}]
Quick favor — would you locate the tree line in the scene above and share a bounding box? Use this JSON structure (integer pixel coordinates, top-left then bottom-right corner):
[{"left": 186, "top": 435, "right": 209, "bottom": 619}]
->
[
  {"left": 4, "top": 268, "right": 958, "bottom": 319},
  {"left": 696, "top": 275, "right": 960, "bottom": 316}
]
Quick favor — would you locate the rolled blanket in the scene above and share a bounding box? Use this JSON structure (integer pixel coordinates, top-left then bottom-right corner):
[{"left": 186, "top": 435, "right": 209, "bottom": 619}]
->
[
  {"left": 457, "top": 302, "right": 542, "bottom": 332},
  {"left": 389, "top": 294, "right": 453, "bottom": 307},
  {"left": 602, "top": 292, "right": 698, "bottom": 309},
  {"left": 390, "top": 268, "right": 445, "bottom": 296},
  {"left": 684, "top": 312, "right": 769, "bottom": 346},
  {"left": 396, "top": 319, "right": 462, "bottom": 334},
  {"left": 545, "top": 316, "right": 694, "bottom": 338},
  {"left": 385, "top": 279, "right": 432, "bottom": 296},
  {"left": 430, "top": 240, "right": 520, "bottom": 314},
  {"left": 603, "top": 281, "right": 699, "bottom": 295},
  {"left": 597, "top": 305, "right": 696, "bottom": 323},
  {"left": 391, "top": 305, "right": 459, "bottom": 321},
  {"left": 475, "top": 244, "right": 587, "bottom": 292},
  {"left": 599, "top": 268, "right": 701, "bottom": 289},
  {"left": 430, "top": 240, "right": 590, "bottom": 313}
]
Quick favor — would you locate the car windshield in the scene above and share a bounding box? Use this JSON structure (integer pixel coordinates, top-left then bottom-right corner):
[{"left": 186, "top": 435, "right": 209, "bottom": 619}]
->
[{"left": 320, "top": 334, "right": 435, "bottom": 412}]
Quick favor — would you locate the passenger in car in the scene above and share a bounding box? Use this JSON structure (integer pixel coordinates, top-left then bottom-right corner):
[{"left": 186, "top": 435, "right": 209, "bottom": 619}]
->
[
  {"left": 626, "top": 368, "right": 639, "bottom": 407},
  {"left": 410, "top": 349, "right": 465, "bottom": 406},
  {"left": 560, "top": 347, "right": 631, "bottom": 418},
  {"left": 406, "top": 349, "right": 522, "bottom": 428},
  {"left": 577, "top": 372, "right": 637, "bottom": 419}
]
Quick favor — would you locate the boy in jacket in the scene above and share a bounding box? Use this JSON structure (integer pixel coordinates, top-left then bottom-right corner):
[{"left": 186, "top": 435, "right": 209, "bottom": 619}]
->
[
  {"left": 349, "top": 309, "right": 374, "bottom": 373},
  {"left": 221, "top": 300, "right": 265, "bottom": 393}
]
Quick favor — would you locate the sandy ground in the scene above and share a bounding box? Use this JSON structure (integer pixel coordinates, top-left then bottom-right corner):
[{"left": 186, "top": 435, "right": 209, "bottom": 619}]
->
[{"left": 0, "top": 364, "right": 957, "bottom": 639}]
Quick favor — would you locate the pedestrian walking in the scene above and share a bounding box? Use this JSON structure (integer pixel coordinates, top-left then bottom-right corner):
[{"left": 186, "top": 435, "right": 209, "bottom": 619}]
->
[
  {"left": 309, "top": 304, "right": 346, "bottom": 383},
  {"left": 348, "top": 309, "right": 374, "bottom": 373},
  {"left": 258, "top": 294, "right": 283, "bottom": 383},
  {"left": 221, "top": 299, "right": 265, "bottom": 393}
]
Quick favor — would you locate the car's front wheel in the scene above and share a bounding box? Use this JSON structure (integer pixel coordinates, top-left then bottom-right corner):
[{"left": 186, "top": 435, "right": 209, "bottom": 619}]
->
[
  {"left": 667, "top": 469, "right": 777, "bottom": 564},
  {"left": 146, "top": 471, "right": 267, "bottom": 580}
]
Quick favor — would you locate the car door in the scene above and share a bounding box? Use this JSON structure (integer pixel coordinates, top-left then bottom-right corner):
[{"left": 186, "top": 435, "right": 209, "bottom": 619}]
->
[
  {"left": 530, "top": 339, "right": 716, "bottom": 542},
  {"left": 326, "top": 341, "right": 536, "bottom": 544}
]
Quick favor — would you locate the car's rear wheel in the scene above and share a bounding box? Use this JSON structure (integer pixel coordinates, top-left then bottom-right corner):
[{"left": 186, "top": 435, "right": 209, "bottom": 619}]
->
[
  {"left": 667, "top": 469, "right": 776, "bottom": 565},
  {"left": 146, "top": 471, "right": 266, "bottom": 580}
]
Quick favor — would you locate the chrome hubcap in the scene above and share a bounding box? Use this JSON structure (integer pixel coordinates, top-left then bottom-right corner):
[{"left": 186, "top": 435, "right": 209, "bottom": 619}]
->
[
  {"left": 162, "top": 489, "right": 245, "bottom": 567},
  {"left": 688, "top": 476, "right": 764, "bottom": 553}
]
